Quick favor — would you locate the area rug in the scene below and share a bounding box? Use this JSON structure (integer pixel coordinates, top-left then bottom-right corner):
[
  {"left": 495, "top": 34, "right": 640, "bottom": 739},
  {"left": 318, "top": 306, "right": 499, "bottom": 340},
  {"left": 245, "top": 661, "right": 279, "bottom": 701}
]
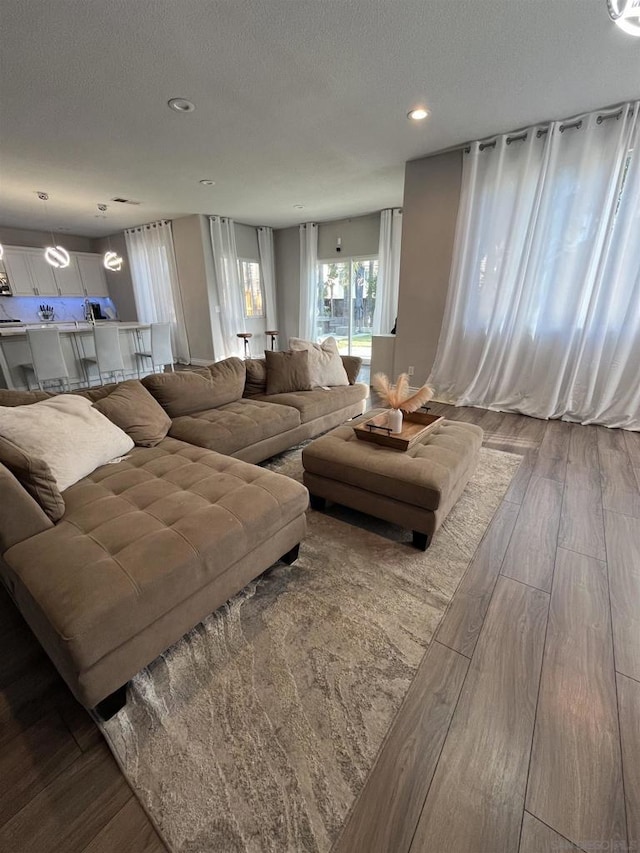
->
[{"left": 102, "top": 445, "right": 521, "bottom": 853}]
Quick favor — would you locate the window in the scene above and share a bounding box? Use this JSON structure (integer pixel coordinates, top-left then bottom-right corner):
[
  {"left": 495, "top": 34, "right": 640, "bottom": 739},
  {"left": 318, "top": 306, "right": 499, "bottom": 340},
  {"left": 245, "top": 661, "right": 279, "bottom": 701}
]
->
[
  {"left": 239, "top": 259, "right": 264, "bottom": 319},
  {"left": 315, "top": 256, "right": 378, "bottom": 360}
]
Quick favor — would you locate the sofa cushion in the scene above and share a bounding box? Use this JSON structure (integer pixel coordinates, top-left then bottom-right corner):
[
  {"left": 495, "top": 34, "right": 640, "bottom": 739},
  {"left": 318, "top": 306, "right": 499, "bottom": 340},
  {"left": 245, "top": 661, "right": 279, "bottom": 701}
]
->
[
  {"left": 254, "top": 384, "right": 368, "bottom": 424},
  {"left": 169, "top": 399, "right": 300, "bottom": 455},
  {"left": 3, "top": 438, "right": 308, "bottom": 671},
  {"left": 341, "top": 355, "right": 363, "bottom": 385},
  {"left": 0, "top": 435, "right": 65, "bottom": 522},
  {"left": 93, "top": 380, "right": 171, "bottom": 447},
  {"left": 142, "top": 358, "right": 246, "bottom": 417},
  {"left": 0, "top": 388, "right": 52, "bottom": 407},
  {"left": 0, "top": 462, "right": 53, "bottom": 552},
  {"left": 244, "top": 358, "right": 267, "bottom": 397},
  {"left": 289, "top": 337, "right": 349, "bottom": 387},
  {"left": 264, "top": 349, "right": 312, "bottom": 395},
  {"left": 0, "top": 395, "right": 134, "bottom": 493}
]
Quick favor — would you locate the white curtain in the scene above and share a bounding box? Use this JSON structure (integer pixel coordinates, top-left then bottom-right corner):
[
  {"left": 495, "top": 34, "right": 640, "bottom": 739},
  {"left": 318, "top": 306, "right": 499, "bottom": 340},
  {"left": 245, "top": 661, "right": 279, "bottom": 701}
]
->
[
  {"left": 125, "top": 220, "right": 190, "bottom": 363},
  {"left": 209, "top": 216, "right": 246, "bottom": 359},
  {"left": 257, "top": 226, "right": 278, "bottom": 333},
  {"left": 299, "top": 223, "right": 318, "bottom": 340},
  {"left": 373, "top": 208, "right": 402, "bottom": 335},
  {"left": 430, "top": 101, "right": 640, "bottom": 429}
]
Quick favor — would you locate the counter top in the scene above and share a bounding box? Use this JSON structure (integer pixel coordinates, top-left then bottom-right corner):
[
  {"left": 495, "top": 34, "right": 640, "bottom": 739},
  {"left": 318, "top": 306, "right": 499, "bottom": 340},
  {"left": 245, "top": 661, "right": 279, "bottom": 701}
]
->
[{"left": 0, "top": 321, "right": 149, "bottom": 337}]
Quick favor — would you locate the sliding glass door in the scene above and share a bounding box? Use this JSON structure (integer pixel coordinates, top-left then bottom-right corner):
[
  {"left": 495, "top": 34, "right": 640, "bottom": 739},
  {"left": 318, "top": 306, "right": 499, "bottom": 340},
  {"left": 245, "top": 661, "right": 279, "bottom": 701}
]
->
[{"left": 315, "top": 257, "right": 378, "bottom": 361}]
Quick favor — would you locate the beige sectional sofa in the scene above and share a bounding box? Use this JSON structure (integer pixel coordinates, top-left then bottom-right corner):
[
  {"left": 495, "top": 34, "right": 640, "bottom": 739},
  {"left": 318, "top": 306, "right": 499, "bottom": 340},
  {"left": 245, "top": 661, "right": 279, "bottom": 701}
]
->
[{"left": 0, "top": 355, "right": 367, "bottom": 718}]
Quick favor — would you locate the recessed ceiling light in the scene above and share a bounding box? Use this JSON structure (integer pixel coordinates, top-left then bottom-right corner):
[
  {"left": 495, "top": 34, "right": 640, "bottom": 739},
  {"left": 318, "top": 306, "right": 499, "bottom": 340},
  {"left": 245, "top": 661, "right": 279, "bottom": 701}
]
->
[
  {"left": 407, "top": 107, "right": 430, "bottom": 121},
  {"left": 199, "top": 179, "right": 215, "bottom": 186},
  {"left": 293, "top": 204, "right": 304, "bottom": 210},
  {"left": 168, "top": 97, "right": 196, "bottom": 113}
]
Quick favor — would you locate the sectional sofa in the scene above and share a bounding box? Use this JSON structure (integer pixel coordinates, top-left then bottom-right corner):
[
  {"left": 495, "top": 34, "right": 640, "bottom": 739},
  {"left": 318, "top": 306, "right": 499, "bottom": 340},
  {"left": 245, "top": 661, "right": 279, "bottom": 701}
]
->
[{"left": 0, "top": 355, "right": 367, "bottom": 718}]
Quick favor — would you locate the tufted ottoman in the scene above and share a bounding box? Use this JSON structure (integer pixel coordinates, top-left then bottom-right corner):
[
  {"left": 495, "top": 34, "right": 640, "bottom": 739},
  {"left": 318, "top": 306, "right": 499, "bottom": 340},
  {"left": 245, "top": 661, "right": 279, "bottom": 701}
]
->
[{"left": 302, "top": 411, "right": 483, "bottom": 549}]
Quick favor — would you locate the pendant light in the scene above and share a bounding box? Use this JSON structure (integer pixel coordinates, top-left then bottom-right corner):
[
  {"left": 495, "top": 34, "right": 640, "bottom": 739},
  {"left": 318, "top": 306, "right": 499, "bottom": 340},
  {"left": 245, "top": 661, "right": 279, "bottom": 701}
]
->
[
  {"left": 97, "top": 204, "right": 124, "bottom": 271},
  {"left": 607, "top": 0, "right": 640, "bottom": 35},
  {"left": 38, "top": 192, "right": 70, "bottom": 269}
]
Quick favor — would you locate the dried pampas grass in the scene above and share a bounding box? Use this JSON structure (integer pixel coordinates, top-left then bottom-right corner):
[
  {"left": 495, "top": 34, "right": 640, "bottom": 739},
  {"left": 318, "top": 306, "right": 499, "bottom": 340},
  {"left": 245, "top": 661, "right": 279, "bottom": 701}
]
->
[{"left": 372, "top": 372, "right": 434, "bottom": 412}]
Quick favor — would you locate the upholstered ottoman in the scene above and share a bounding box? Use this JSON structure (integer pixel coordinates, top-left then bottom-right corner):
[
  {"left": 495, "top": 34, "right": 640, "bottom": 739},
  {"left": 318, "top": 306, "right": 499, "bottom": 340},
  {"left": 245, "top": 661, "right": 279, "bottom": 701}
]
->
[{"left": 302, "top": 411, "right": 483, "bottom": 549}]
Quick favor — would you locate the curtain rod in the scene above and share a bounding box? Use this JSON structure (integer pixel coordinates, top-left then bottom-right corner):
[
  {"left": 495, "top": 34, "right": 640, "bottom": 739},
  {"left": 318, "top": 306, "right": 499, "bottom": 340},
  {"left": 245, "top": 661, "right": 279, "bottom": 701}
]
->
[
  {"left": 417, "top": 102, "right": 635, "bottom": 158},
  {"left": 465, "top": 105, "right": 634, "bottom": 154}
]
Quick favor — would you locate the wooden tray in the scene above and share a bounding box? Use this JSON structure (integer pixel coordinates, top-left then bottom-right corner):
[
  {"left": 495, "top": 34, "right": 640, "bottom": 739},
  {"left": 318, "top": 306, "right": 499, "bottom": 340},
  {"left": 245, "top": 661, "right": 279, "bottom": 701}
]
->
[{"left": 353, "top": 410, "right": 444, "bottom": 451}]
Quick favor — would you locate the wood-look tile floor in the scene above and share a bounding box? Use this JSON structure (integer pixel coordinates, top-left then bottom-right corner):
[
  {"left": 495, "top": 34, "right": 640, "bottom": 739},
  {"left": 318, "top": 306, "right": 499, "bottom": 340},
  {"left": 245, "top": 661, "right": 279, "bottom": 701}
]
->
[{"left": 1, "top": 403, "right": 638, "bottom": 853}]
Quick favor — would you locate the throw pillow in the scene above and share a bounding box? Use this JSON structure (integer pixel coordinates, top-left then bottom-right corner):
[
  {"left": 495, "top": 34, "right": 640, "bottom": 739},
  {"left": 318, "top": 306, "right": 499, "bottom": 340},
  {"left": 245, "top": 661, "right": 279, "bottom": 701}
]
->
[
  {"left": 93, "top": 380, "right": 171, "bottom": 447},
  {"left": 244, "top": 358, "right": 267, "bottom": 397},
  {"left": 142, "top": 357, "right": 246, "bottom": 417},
  {"left": 264, "top": 349, "right": 312, "bottom": 395},
  {"left": 0, "top": 395, "right": 134, "bottom": 493},
  {"left": 0, "top": 434, "right": 65, "bottom": 522},
  {"left": 341, "top": 355, "right": 363, "bottom": 385},
  {"left": 289, "top": 337, "right": 349, "bottom": 387}
]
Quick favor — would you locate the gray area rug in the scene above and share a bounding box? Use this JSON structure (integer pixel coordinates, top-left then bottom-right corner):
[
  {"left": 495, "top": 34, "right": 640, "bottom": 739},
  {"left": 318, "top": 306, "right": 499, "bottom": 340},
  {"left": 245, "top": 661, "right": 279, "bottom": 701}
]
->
[{"left": 102, "top": 446, "right": 520, "bottom": 853}]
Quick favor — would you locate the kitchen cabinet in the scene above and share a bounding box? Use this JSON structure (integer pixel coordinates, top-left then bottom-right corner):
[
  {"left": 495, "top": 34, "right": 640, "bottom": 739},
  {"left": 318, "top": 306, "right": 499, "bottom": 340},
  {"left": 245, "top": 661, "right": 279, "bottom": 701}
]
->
[
  {"left": 77, "top": 254, "right": 109, "bottom": 297},
  {"left": 2, "top": 249, "right": 35, "bottom": 295},
  {"left": 26, "top": 251, "right": 59, "bottom": 296},
  {"left": 53, "top": 256, "right": 84, "bottom": 295},
  {"left": 2, "top": 246, "right": 110, "bottom": 298}
]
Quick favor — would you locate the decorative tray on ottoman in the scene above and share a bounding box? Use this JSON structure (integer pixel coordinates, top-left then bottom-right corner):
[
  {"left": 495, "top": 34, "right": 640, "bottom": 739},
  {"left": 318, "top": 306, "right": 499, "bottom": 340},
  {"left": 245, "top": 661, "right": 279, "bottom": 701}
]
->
[{"left": 353, "top": 410, "right": 444, "bottom": 451}]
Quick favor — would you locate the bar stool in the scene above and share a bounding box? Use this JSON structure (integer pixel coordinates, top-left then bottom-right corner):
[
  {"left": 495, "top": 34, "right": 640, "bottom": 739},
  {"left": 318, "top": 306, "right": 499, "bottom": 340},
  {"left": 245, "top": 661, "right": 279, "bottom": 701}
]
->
[
  {"left": 81, "top": 325, "right": 126, "bottom": 386},
  {"left": 237, "top": 332, "right": 252, "bottom": 358},
  {"left": 266, "top": 330, "right": 279, "bottom": 351},
  {"left": 134, "top": 323, "right": 174, "bottom": 376},
  {"left": 21, "top": 328, "right": 71, "bottom": 391}
]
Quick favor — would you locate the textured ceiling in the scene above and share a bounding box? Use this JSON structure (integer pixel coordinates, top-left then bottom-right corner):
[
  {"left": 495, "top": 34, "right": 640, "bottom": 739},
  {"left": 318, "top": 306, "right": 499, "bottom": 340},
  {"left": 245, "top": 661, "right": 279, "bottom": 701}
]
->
[{"left": 0, "top": 0, "right": 638, "bottom": 237}]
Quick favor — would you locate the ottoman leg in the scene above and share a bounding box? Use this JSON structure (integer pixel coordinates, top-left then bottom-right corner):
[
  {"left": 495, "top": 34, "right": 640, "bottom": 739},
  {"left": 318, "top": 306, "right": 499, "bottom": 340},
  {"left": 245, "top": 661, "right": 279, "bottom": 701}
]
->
[
  {"left": 309, "top": 494, "right": 326, "bottom": 511},
  {"left": 412, "top": 531, "right": 431, "bottom": 551}
]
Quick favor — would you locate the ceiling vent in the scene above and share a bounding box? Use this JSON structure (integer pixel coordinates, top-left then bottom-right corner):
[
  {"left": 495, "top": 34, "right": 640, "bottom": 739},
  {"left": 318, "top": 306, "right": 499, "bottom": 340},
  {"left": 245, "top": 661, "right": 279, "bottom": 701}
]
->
[{"left": 111, "top": 197, "right": 142, "bottom": 205}]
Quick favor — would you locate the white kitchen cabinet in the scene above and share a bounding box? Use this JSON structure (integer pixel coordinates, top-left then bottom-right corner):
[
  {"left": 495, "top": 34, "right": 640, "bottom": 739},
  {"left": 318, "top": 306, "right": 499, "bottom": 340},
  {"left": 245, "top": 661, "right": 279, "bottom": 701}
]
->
[
  {"left": 53, "top": 256, "right": 85, "bottom": 295},
  {"left": 2, "top": 248, "right": 36, "bottom": 295},
  {"left": 26, "top": 251, "right": 59, "bottom": 296},
  {"left": 77, "top": 254, "right": 109, "bottom": 297},
  {"left": 2, "top": 246, "right": 110, "bottom": 298}
]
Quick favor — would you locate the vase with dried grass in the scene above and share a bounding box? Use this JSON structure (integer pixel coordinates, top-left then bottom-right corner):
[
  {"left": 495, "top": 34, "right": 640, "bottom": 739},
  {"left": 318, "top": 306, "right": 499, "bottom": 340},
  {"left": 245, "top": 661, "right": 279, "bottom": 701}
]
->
[{"left": 371, "top": 373, "right": 435, "bottom": 434}]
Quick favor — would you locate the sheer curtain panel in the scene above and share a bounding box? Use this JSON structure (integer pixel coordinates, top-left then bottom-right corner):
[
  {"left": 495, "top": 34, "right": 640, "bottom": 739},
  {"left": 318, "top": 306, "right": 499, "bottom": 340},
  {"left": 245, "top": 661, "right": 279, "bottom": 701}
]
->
[
  {"left": 299, "top": 223, "right": 318, "bottom": 341},
  {"left": 257, "top": 226, "right": 278, "bottom": 333},
  {"left": 373, "top": 208, "right": 402, "bottom": 335},
  {"left": 209, "top": 216, "right": 246, "bottom": 359},
  {"left": 124, "top": 221, "right": 190, "bottom": 363},
  {"left": 430, "top": 102, "right": 640, "bottom": 429}
]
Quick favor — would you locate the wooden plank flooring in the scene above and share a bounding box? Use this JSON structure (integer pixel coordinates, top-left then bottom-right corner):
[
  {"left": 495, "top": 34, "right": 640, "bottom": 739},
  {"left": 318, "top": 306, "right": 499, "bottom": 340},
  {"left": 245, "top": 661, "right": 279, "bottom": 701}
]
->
[
  {"left": 526, "top": 548, "right": 626, "bottom": 848},
  {"left": 1, "top": 405, "right": 638, "bottom": 853}
]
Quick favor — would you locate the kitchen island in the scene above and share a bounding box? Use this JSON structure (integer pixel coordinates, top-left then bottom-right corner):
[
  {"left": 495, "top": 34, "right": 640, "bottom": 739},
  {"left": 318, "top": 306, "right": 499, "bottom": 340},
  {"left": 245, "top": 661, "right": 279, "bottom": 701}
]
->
[{"left": 0, "top": 322, "right": 154, "bottom": 390}]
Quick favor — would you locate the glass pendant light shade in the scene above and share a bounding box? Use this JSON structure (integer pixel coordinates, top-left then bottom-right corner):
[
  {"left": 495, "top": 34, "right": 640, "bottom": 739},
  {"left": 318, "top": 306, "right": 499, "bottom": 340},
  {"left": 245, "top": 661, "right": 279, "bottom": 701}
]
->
[
  {"left": 103, "top": 250, "right": 123, "bottom": 271},
  {"left": 608, "top": 0, "right": 640, "bottom": 35},
  {"left": 44, "top": 245, "right": 71, "bottom": 268}
]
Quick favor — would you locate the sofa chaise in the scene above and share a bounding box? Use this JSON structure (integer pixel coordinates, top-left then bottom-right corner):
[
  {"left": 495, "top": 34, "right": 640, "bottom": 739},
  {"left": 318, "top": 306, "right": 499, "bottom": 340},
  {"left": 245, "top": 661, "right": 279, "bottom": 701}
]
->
[{"left": 0, "top": 355, "right": 367, "bottom": 718}]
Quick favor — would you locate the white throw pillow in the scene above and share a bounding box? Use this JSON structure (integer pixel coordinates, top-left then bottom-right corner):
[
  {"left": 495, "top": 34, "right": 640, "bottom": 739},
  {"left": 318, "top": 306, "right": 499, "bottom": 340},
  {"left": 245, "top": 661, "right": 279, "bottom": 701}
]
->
[
  {"left": 288, "top": 337, "right": 349, "bottom": 387},
  {"left": 0, "top": 395, "right": 134, "bottom": 492}
]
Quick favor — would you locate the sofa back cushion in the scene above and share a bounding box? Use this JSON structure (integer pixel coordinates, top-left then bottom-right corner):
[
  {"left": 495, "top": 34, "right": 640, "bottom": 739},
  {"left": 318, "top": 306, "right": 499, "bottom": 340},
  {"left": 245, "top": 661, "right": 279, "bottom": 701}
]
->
[
  {"left": 0, "top": 435, "right": 66, "bottom": 522},
  {"left": 0, "top": 463, "right": 53, "bottom": 551},
  {"left": 93, "top": 380, "right": 171, "bottom": 446},
  {"left": 244, "top": 358, "right": 267, "bottom": 397},
  {"left": 265, "top": 349, "right": 312, "bottom": 395},
  {"left": 142, "top": 358, "right": 246, "bottom": 417}
]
